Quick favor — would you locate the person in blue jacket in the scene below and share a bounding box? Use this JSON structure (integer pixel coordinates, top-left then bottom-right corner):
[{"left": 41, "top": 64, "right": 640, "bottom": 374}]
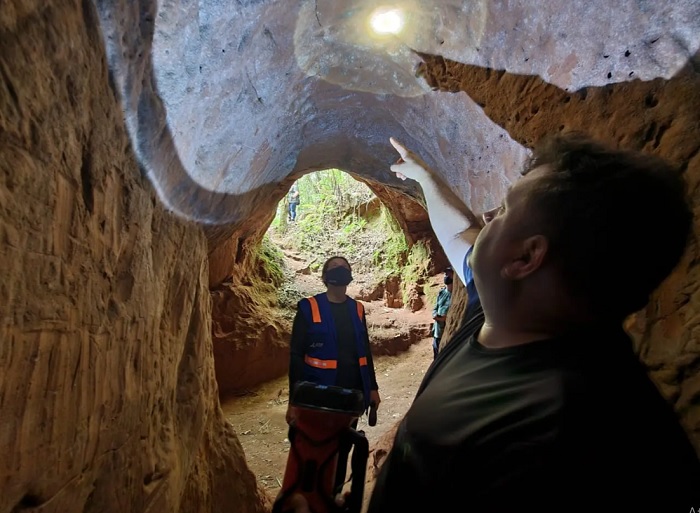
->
[
  {"left": 287, "top": 255, "right": 380, "bottom": 493},
  {"left": 431, "top": 266, "right": 454, "bottom": 360}
]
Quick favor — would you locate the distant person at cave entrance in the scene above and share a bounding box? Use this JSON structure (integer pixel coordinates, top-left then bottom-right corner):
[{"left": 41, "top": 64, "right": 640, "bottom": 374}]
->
[
  {"left": 288, "top": 182, "right": 300, "bottom": 221},
  {"left": 363, "top": 133, "right": 700, "bottom": 512},
  {"left": 431, "top": 266, "right": 454, "bottom": 360},
  {"left": 287, "top": 255, "right": 380, "bottom": 494}
]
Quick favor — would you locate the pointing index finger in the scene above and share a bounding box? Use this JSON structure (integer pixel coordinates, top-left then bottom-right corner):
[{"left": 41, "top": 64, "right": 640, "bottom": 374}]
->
[{"left": 389, "top": 137, "right": 408, "bottom": 159}]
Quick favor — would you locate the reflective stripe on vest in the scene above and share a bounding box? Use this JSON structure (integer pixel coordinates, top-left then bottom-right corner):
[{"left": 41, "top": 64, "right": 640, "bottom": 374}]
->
[
  {"left": 306, "top": 297, "right": 365, "bottom": 324},
  {"left": 304, "top": 296, "right": 367, "bottom": 368},
  {"left": 304, "top": 355, "right": 338, "bottom": 369},
  {"left": 307, "top": 296, "right": 363, "bottom": 324},
  {"left": 305, "top": 348, "right": 366, "bottom": 369},
  {"left": 307, "top": 296, "right": 322, "bottom": 323}
]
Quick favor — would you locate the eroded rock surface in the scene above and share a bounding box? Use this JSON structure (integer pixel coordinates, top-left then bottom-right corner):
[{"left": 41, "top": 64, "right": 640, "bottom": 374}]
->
[
  {"left": 97, "top": 0, "right": 699, "bottom": 229},
  {"left": 0, "top": 2, "right": 268, "bottom": 512},
  {"left": 2, "top": 0, "right": 700, "bottom": 512},
  {"left": 211, "top": 248, "right": 290, "bottom": 396}
]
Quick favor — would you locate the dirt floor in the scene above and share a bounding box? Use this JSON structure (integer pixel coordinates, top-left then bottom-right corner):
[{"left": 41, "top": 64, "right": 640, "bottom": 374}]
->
[{"left": 220, "top": 229, "right": 440, "bottom": 510}]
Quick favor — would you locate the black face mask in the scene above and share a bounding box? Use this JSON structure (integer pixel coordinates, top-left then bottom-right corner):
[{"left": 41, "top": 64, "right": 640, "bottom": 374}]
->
[
  {"left": 325, "top": 266, "right": 353, "bottom": 286},
  {"left": 444, "top": 276, "right": 453, "bottom": 285}
]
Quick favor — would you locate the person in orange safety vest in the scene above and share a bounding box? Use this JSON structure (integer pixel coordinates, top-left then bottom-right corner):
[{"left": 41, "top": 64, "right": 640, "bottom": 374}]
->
[{"left": 287, "top": 255, "right": 380, "bottom": 495}]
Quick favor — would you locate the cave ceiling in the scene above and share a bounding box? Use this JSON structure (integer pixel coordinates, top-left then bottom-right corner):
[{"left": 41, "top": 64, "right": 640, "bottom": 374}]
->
[{"left": 94, "top": 0, "right": 700, "bottom": 227}]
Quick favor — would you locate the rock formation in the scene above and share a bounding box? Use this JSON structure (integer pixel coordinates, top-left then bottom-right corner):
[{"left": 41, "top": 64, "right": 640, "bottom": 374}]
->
[
  {"left": 1, "top": 0, "right": 699, "bottom": 512},
  {"left": 0, "top": 2, "right": 268, "bottom": 512}
]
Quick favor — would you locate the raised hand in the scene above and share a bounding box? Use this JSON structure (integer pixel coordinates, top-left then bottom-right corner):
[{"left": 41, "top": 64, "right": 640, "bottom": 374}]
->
[{"left": 389, "top": 137, "right": 433, "bottom": 182}]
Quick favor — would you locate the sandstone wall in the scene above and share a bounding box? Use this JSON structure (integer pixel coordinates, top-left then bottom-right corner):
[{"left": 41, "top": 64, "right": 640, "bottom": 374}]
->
[
  {"left": 211, "top": 251, "right": 291, "bottom": 397},
  {"left": 0, "top": 2, "right": 268, "bottom": 512}
]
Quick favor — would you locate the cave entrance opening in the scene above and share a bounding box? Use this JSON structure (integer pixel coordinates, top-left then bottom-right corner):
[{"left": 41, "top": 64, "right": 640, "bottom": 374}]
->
[
  {"left": 215, "top": 168, "right": 445, "bottom": 501},
  {"left": 211, "top": 167, "right": 444, "bottom": 398},
  {"left": 265, "top": 168, "right": 442, "bottom": 321},
  {"left": 214, "top": 169, "right": 442, "bottom": 497}
]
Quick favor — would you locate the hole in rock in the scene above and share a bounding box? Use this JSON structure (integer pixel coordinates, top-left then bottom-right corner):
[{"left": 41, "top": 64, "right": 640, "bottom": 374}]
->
[{"left": 215, "top": 169, "right": 450, "bottom": 500}]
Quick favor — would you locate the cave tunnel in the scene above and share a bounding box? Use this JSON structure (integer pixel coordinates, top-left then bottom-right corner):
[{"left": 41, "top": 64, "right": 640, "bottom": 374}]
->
[
  {"left": 211, "top": 167, "right": 446, "bottom": 398},
  {"left": 1, "top": 0, "right": 700, "bottom": 512}
]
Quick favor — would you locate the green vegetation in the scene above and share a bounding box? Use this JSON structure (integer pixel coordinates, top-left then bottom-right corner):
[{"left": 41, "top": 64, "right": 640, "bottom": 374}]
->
[
  {"left": 254, "top": 234, "right": 306, "bottom": 319},
  {"left": 402, "top": 241, "right": 432, "bottom": 305},
  {"left": 371, "top": 207, "right": 408, "bottom": 275},
  {"left": 270, "top": 168, "right": 434, "bottom": 307},
  {"left": 255, "top": 234, "right": 285, "bottom": 287},
  {"left": 272, "top": 169, "right": 374, "bottom": 256},
  {"left": 368, "top": 207, "right": 434, "bottom": 305}
]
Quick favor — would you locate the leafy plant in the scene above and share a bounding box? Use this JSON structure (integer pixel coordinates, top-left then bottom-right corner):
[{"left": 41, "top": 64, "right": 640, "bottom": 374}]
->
[
  {"left": 269, "top": 168, "right": 434, "bottom": 309},
  {"left": 256, "top": 234, "right": 285, "bottom": 287},
  {"left": 273, "top": 169, "right": 378, "bottom": 258},
  {"left": 371, "top": 206, "right": 408, "bottom": 275},
  {"left": 401, "top": 241, "right": 431, "bottom": 304}
]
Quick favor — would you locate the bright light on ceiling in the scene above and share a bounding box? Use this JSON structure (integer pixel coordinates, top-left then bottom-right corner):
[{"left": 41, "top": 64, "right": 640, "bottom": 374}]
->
[{"left": 369, "top": 7, "right": 405, "bottom": 35}]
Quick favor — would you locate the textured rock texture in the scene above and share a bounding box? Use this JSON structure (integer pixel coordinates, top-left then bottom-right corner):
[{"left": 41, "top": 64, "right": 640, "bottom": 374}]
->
[
  {"left": 99, "top": 0, "right": 699, "bottom": 230},
  {"left": 0, "top": 2, "right": 268, "bottom": 513},
  {"left": 211, "top": 242, "right": 290, "bottom": 396},
  {"left": 2, "top": 0, "right": 700, "bottom": 512}
]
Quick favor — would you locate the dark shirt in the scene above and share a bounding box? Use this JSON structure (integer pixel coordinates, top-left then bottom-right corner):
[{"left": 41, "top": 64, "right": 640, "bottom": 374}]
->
[
  {"left": 289, "top": 299, "right": 378, "bottom": 393},
  {"left": 368, "top": 306, "right": 700, "bottom": 512}
]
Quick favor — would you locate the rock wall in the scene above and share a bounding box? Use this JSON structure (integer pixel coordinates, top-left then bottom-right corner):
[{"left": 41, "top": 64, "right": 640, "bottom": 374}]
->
[
  {"left": 211, "top": 246, "right": 291, "bottom": 397},
  {"left": 0, "top": 2, "right": 268, "bottom": 512}
]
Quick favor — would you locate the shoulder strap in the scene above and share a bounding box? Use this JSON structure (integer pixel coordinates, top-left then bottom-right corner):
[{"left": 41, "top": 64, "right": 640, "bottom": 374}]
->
[{"left": 305, "top": 296, "right": 322, "bottom": 323}]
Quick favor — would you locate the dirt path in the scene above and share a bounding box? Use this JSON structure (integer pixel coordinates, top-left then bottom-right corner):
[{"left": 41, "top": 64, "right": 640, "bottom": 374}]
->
[{"left": 220, "top": 334, "right": 434, "bottom": 508}]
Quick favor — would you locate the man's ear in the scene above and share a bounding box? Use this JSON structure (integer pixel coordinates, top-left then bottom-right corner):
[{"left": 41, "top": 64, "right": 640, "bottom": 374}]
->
[{"left": 501, "top": 235, "right": 548, "bottom": 280}]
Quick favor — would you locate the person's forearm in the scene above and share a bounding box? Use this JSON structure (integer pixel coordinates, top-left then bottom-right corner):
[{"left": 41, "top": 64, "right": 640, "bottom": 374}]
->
[
  {"left": 404, "top": 161, "right": 482, "bottom": 283},
  {"left": 367, "top": 354, "right": 379, "bottom": 391},
  {"left": 420, "top": 173, "right": 478, "bottom": 235},
  {"left": 390, "top": 138, "right": 482, "bottom": 282},
  {"left": 289, "top": 355, "right": 304, "bottom": 392},
  {"left": 417, "top": 173, "right": 481, "bottom": 283}
]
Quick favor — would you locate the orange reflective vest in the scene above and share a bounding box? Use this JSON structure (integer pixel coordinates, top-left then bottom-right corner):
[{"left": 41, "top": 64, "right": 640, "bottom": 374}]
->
[{"left": 298, "top": 293, "right": 372, "bottom": 408}]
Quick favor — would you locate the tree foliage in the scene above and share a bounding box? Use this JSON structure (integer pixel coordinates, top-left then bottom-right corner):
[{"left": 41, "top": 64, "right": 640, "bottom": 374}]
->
[{"left": 270, "top": 169, "right": 432, "bottom": 305}]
